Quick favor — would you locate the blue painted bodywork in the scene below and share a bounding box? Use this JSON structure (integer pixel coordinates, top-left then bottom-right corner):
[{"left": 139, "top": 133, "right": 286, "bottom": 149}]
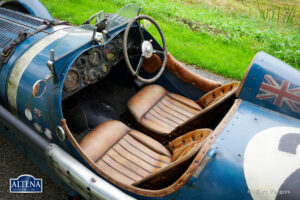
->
[
  {"left": 0, "top": 2, "right": 299, "bottom": 200},
  {"left": 193, "top": 100, "right": 300, "bottom": 200},
  {"left": 238, "top": 52, "right": 300, "bottom": 119},
  {"left": 16, "top": 0, "right": 53, "bottom": 20}
]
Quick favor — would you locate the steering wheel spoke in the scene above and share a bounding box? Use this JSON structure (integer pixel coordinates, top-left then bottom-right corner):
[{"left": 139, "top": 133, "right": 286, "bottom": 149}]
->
[
  {"left": 123, "top": 15, "right": 167, "bottom": 84},
  {"left": 153, "top": 49, "right": 165, "bottom": 57},
  {"left": 137, "top": 21, "right": 145, "bottom": 42},
  {"left": 135, "top": 56, "right": 144, "bottom": 75}
]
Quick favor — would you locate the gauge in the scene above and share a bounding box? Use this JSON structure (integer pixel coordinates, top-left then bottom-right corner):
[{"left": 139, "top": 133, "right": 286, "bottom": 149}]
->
[
  {"left": 76, "top": 56, "right": 87, "bottom": 69},
  {"left": 89, "top": 69, "right": 98, "bottom": 81},
  {"left": 88, "top": 49, "right": 102, "bottom": 66},
  {"left": 100, "top": 63, "right": 109, "bottom": 77},
  {"left": 104, "top": 42, "right": 118, "bottom": 62},
  {"left": 63, "top": 70, "right": 80, "bottom": 92}
]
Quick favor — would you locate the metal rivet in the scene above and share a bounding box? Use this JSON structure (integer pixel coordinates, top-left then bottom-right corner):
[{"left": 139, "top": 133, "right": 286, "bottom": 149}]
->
[
  {"left": 90, "top": 177, "right": 96, "bottom": 183},
  {"left": 56, "top": 126, "right": 66, "bottom": 141}
]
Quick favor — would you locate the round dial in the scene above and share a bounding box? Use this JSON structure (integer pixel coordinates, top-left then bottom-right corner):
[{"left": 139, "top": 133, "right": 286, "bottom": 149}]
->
[
  {"left": 77, "top": 56, "right": 87, "bottom": 69},
  {"left": 89, "top": 70, "right": 98, "bottom": 81},
  {"left": 88, "top": 49, "right": 102, "bottom": 66},
  {"left": 104, "top": 42, "right": 118, "bottom": 62},
  {"left": 100, "top": 63, "right": 109, "bottom": 76},
  {"left": 64, "top": 70, "right": 80, "bottom": 92}
]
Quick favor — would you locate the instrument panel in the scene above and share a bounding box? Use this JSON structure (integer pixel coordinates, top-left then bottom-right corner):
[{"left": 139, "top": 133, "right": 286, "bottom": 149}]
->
[{"left": 63, "top": 38, "right": 122, "bottom": 98}]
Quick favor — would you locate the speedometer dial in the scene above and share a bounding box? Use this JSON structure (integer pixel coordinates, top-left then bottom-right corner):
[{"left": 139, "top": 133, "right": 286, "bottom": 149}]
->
[
  {"left": 88, "top": 49, "right": 102, "bottom": 67},
  {"left": 77, "top": 56, "right": 87, "bottom": 69},
  {"left": 63, "top": 70, "right": 80, "bottom": 92}
]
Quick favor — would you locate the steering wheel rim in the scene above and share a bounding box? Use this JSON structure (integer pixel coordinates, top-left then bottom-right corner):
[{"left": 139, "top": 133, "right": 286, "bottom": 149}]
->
[{"left": 123, "top": 15, "right": 167, "bottom": 84}]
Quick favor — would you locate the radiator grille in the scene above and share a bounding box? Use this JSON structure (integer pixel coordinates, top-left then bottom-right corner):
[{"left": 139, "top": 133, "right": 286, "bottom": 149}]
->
[
  {"left": 0, "top": 18, "right": 28, "bottom": 34},
  {"left": 0, "top": 34, "right": 13, "bottom": 49},
  {"left": 0, "top": 7, "right": 44, "bottom": 27}
]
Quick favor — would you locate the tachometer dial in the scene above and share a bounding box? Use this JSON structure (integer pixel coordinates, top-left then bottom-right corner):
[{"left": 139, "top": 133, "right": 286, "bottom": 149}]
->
[
  {"left": 104, "top": 42, "right": 118, "bottom": 62},
  {"left": 63, "top": 70, "right": 80, "bottom": 92},
  {"left": 77, "top": 56, "right": 87, "bottom": 69},
  {"left": 88, "top": 49, "right": 102, "bottom": 67}
]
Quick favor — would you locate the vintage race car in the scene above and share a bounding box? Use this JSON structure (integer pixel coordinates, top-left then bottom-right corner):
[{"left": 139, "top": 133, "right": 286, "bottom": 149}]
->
[{"left": 0, "top": 1, "right": 299, "bottom": 200}]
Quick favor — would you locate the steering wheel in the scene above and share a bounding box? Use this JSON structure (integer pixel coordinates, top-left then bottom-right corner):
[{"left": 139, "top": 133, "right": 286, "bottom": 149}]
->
[{"left": 123, "top": 15, "right": 167, "bottom": 84}]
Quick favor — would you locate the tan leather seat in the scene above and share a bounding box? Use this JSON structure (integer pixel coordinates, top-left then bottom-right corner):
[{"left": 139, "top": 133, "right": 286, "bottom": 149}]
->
[
  {"left": 80, "top": 120, "right": 211, "bottom": 188},
  {"left": 128, "top": 82, "right": 239, "bottom": 140}
]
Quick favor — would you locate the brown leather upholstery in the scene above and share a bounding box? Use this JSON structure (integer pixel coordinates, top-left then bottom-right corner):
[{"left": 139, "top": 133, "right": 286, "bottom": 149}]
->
[
  {"left": 128, "top": 84, "right": 202, "bottom": 136},
  {"left": 142, "top": 53, "right": 220, "bottom": 92},
  {"left": 80, "top": 120, "right": 211, "bottom": 188},
  {"left": 168, "top": 128, "right": 211, "bottom": 161},
  {"left": 197, "top": 81, "right": 240, "bottom": 108},
  {"left": 80, "top": 120, "right": 171, "bottom": 186},
  {"left": 134, "top": 128, "right": 211, "bottom": 189},
  {"left": 128, "top": 82, "right": 239, "bottom": 140}
]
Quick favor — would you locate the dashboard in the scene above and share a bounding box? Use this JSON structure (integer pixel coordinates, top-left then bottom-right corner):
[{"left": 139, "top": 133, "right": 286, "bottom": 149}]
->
[{"left": 62, "top": 37, "right": 122, "bottom": 99}]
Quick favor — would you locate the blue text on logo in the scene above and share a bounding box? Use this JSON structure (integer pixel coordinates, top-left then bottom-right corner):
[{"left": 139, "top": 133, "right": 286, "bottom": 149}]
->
[{"left": 10, "top": 174, "right": 42, "bottom": 193}]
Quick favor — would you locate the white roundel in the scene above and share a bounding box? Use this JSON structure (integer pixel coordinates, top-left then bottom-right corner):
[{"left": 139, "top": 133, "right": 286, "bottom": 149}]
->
[{"left": 244, "top": 126, "right": 300, "bottom": 200}]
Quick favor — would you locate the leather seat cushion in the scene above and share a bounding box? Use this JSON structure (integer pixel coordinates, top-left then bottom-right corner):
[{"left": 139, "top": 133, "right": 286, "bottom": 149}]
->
[
  {"left": 128, "top": 85, "right": 202, "bottom": 135},
  {"left": 80, "top": 120, "right": 172, "bottom": 186}
]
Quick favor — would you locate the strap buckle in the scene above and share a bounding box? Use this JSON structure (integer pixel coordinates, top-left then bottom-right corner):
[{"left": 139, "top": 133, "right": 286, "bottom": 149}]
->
[{"left": 2, "top": 49, "right": 11, "bottom": 57}]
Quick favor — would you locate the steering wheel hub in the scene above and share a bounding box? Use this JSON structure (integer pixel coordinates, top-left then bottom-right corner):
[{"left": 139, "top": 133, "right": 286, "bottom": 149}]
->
[{"left": 142, "top": 41, "right": 153, "bottom": 59}]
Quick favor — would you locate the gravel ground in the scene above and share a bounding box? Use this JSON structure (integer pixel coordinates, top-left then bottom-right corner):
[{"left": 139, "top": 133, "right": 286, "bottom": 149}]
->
[
  {"left": 0, "top": 135, "right": 68, "bottom": 200},
  {"left": 0, "top": 63, "right": 233, "bottom": 200}
]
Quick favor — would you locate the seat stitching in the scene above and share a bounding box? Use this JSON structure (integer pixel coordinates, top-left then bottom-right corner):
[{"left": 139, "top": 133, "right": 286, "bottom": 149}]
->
[
  {"left": 147, "top": 111, "right": 177, "bottom": 129},
  {"left": 128, "top": 133, "right": 172, "bottom": 158},
  {"left": 116, "top": 143, "right": 163, "bottom": 169},
  {"left": 167, "top": 93, "right": 202, "bottom": 111},
  {"left": 160, "top": 98, "right": 193, "bottom": 118},
  {"left": 153, "top": 104, "right": 185, "bottom": 124},
  {"left": 150, "top": 107, "right": 181, "bottom": 126},
  {"left": 105, "top": 153, "right": 145, "bottom": 179},
  {"left": 95, "top": 129, "right": 131, "bottom": 162},
  {"left": 164, "top": 96, "right": 198, "bottom": 116},
  {"left": 99, "top": 159, "right": 138, "bottom": 182},
  {"left": 123, "top": 136, "right": 170, "bottom": 165},
  {"left": 140, "top": 92, "right": 167, "bottom": 120},
  {"left": 156, "top": 102, "right": 188, "bottom": 122},
  {"left": 143, "top": 114, "right": 174, "bottom": 131},
  {"left": 112, "top": 146, "right": 159, "bottom": 173},
  {"left": 109, "top": 148, "right": 151, "bottom": 175}
]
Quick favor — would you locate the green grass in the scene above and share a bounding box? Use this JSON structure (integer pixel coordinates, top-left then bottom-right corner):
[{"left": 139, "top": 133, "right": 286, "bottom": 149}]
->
[{"left": 40, "top": 0, "right": 299, "bottom": 79}]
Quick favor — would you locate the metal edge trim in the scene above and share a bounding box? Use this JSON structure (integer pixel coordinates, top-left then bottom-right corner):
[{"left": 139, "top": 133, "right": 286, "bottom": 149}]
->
[{"left": 46, "top": 144, "right": 135, "bottom": 200}]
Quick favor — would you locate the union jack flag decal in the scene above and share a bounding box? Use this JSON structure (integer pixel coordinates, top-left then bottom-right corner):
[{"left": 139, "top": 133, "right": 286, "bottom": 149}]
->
[{"left": 256, "top": 74, "right": 300, "bottom": 113}]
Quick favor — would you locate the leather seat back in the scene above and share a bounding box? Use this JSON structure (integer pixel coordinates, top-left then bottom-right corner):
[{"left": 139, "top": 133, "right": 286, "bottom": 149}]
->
[
  {"left": 174, "top": 81, "right": 239, "bottom": 134},
  {"left": 134, "top": 129, "right": 211, "bottom": 189}
]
